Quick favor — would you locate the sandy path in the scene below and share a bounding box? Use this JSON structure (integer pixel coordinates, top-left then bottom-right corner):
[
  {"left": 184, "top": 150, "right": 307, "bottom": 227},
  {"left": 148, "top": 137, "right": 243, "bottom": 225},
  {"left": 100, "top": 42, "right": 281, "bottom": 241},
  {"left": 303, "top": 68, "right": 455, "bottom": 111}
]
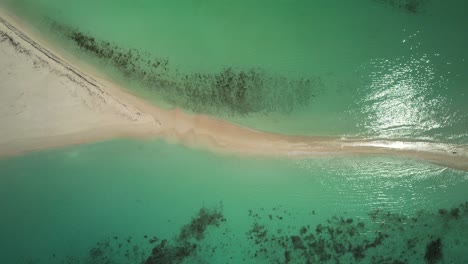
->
[{"left": 1, "top": 10, "right": 467, "bottom": 171}]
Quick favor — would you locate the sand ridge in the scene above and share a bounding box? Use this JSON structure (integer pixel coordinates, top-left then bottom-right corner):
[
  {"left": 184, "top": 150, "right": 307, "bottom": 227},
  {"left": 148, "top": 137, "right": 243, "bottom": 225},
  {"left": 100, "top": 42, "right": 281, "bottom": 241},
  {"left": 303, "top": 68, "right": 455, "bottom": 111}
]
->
[{"left": 0, "top": 9, "right": 467, "bottom": 171}]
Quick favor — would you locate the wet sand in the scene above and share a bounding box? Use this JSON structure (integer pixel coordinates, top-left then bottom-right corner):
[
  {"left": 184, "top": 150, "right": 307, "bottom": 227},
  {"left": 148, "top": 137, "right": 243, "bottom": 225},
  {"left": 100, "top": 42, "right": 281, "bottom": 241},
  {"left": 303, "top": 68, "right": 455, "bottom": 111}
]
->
[{"left": 1, "top": 10, "right": 467, "bottom": 171}]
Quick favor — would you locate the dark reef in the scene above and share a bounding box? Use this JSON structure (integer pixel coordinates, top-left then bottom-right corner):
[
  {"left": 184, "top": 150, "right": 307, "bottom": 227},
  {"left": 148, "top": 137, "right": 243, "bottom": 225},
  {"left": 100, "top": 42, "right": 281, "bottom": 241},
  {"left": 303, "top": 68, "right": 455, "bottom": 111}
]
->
[
  {"left": 28, "top": 202, "right": 467, "bottom": 263},
  {"left": 177, "top": 206, "right": 226, "bottom": 242},
  {"left": 424, "top": 238, "right": 442, "bottom": 264},
  {"left": 45, "top": 19, "right": 321, "bottom": 116},
  {"left": 145, "top": 205, "right": 226, "bottom": 264},
  {"left": 373, "top": 0, "right": 430, "bottom": 14},
  {"left": 45, "top": 205, "right": 226, "bottom": 264},
  {"left": 244, "top": 203, "right": 467, "bottom": 263}
]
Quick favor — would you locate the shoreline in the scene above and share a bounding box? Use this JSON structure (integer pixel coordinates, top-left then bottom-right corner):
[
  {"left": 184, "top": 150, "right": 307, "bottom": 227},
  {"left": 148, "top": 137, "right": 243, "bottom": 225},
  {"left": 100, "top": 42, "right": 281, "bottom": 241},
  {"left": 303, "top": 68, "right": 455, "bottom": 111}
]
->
[{"left": 1, "top": 9, "right": 467, "bottom": 171}]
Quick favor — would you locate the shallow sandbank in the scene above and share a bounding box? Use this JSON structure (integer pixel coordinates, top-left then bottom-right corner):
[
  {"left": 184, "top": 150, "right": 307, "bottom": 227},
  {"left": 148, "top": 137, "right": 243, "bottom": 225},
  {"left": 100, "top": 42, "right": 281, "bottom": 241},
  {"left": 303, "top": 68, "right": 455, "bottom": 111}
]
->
[{"left": 0, "top": 10, "right": 467, "bottom": 171}]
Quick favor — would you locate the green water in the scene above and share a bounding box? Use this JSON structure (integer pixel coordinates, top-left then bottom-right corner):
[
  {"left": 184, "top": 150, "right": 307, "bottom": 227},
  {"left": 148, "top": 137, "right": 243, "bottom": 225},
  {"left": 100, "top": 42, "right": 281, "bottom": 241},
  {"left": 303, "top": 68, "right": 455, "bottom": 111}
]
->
[
  {"left": 1, "top": 0, "right": 468, "bottom": 263},
  {"left": 2, "top": 0, "right": 467, "bottom": 141},
  {"left": 1, "top": 140, "right": 467, "bottom": 263}
]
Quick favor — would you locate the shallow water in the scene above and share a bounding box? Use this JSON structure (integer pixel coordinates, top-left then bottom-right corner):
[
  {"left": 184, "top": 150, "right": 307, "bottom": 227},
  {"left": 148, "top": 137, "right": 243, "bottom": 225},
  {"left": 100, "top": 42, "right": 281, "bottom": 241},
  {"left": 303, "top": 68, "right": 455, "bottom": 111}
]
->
[
  {"left": 1, "top": 0, "right": 468, "bottom": 263},
  {"left": 2, "top": 0, "right": 467, "bottom": 142},
  {"left": 0, "top": 139, "right": 467, "bottom": 263}
]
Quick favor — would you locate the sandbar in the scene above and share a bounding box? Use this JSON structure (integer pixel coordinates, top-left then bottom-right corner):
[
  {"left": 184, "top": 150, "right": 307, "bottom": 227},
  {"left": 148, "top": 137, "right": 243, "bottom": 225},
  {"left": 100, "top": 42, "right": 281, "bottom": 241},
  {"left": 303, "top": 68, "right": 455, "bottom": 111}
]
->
[{"left": 0, "top": 9, "right": 467, "bottom": 171}]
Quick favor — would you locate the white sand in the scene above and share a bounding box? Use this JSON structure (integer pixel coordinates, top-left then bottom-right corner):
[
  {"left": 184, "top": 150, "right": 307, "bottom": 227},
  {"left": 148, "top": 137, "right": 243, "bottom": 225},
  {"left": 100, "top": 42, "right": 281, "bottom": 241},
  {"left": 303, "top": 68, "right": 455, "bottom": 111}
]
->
[
  {"left": 0, "top": 13, "right": 160, "bottom": 157},
  {"left": 1, "top": 10, "right": 467, "bottom": 171}
]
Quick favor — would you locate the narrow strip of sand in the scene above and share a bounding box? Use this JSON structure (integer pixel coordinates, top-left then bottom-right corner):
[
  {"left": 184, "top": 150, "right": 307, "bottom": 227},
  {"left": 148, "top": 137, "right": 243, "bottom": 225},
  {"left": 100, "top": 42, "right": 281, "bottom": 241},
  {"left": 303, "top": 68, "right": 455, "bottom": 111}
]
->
[{"left": 0, "top": 10, "right": 467, "bottom": 171}]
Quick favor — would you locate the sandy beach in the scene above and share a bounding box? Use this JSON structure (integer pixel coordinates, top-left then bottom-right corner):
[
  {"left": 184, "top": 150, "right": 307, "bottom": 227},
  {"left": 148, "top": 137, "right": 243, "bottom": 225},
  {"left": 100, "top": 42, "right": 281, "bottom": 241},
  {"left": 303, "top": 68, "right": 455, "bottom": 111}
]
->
[{"left": 1, "top": 9, "right": 467, "bottom": 171}]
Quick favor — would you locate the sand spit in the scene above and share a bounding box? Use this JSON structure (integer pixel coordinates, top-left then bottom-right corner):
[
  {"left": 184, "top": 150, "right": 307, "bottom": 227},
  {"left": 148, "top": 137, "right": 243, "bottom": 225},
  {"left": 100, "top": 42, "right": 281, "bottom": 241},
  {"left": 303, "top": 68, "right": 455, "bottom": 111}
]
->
[{"left": 0, "top": 11, "right": 467, "bottom": 171}]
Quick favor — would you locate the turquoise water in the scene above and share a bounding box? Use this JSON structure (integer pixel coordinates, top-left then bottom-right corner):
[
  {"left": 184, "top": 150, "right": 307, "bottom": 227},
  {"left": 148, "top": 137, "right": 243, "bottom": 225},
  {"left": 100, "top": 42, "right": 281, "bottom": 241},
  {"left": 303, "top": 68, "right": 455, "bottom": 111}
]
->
[
  {"left": 2, "top": 0, "right": 468, "bottom": 141},
  {"left": 1, "top": 0, "right": 468, "bottom": 263},
  {"left": 1, "top": 140, "right": 467, "bottom": 263}
]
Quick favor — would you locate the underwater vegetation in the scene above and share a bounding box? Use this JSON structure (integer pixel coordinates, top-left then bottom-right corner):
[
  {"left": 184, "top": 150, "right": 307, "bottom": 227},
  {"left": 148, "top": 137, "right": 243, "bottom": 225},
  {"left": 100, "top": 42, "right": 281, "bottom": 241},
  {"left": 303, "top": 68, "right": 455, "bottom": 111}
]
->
[
  {"left": 27, "top": 202, "right": 468, "bottom": 264},
  {"left": 45, "top": 19, "right": 321, "bottom": 116},
  {"left": 39, "top": 205, "right": 226, "bottom": 264},
  {"left": 145, "top": 205, "right": 226, "bottom": 264},
  {"left": 244, "top": 203, "right": 468, "bottom": 264},
  {"left": 372, "top": 0, "right": 430, "bottom": 14}
]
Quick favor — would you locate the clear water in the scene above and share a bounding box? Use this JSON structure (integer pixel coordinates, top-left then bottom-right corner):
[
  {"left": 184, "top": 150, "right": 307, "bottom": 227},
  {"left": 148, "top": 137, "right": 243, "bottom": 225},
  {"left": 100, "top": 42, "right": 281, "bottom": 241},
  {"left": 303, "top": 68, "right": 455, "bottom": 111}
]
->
[
  {"left": 1, "top": 140, "right": 467, "bottom": 263},
  {"left": 1, "top": 0, "right": 468, "bottom": 263},
  {"left": 2, "top": 0, "right": 467, "bottom": 141}
]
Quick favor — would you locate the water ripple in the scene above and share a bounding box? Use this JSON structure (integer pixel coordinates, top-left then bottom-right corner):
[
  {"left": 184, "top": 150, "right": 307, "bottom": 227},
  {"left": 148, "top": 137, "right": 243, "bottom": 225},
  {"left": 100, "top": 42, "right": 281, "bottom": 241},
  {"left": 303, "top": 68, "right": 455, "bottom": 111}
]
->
[
  {"left": 353, "top": 30, "right": 467, "bottom": 143},
  {"left": 293, "top": 156, "right": 468, "bottom": 214}
]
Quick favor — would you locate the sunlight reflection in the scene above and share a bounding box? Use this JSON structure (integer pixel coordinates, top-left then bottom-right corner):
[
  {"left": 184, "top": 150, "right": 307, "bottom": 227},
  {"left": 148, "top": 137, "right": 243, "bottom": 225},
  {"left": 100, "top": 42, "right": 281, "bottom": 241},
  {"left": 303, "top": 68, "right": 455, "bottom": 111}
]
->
[{"left": 354, "top": 32, "right": 457, "bottom": 141}]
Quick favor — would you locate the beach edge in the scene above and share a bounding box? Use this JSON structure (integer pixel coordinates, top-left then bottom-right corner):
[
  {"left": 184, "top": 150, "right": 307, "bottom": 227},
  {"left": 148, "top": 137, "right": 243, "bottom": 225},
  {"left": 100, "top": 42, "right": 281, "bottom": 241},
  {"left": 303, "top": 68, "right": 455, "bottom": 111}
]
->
[{"left": 1, "top": 9, "right": 467, "bottom": 171}]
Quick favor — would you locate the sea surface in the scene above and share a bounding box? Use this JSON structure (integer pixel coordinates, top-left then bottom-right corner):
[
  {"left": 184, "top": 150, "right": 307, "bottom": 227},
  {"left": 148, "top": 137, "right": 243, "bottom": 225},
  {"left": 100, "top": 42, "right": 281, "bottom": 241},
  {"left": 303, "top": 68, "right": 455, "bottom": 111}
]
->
[{"left": 0, "top": 0, "right": 467, "bottom": 263}]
